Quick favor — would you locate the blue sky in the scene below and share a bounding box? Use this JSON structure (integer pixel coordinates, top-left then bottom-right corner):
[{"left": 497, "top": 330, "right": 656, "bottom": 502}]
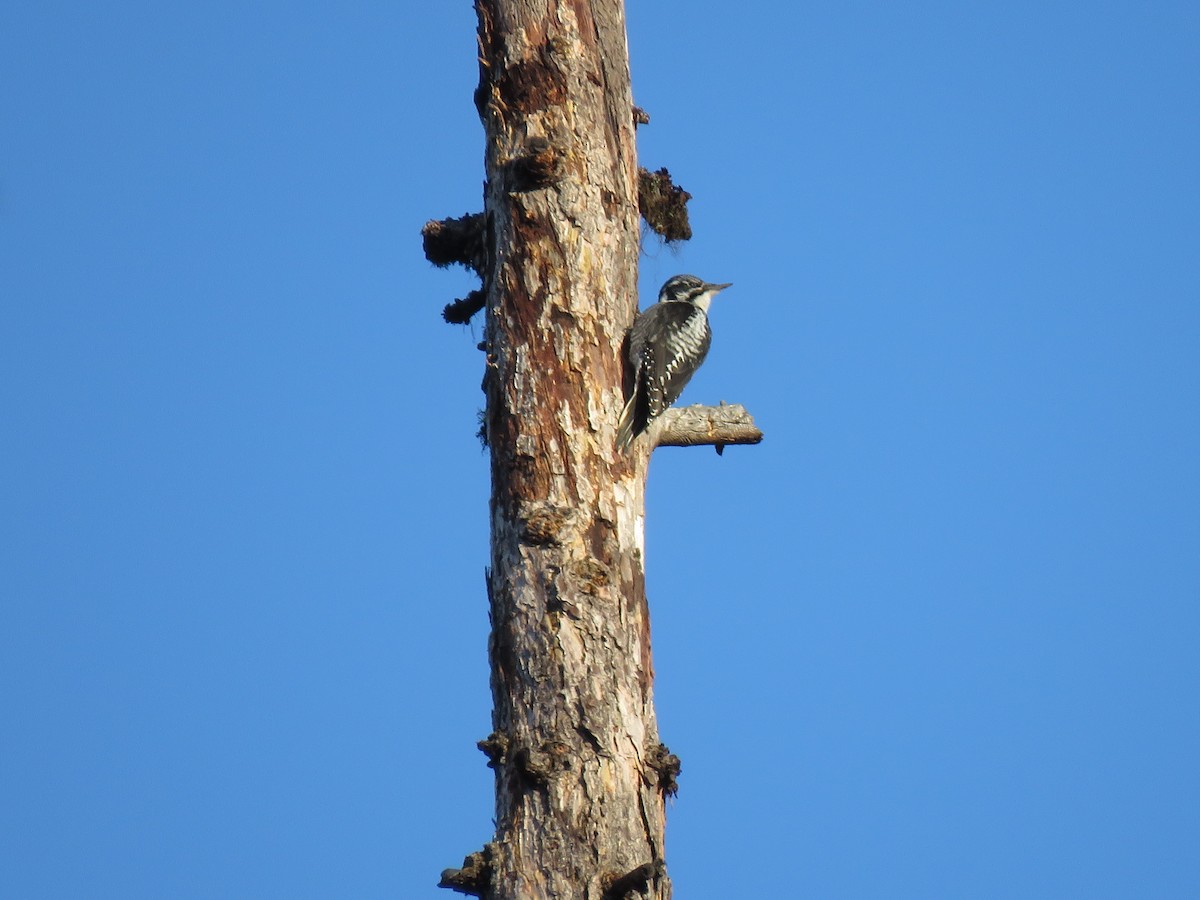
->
[{"left": 2, "top": 2, "right": 1198, "bottom": 897}]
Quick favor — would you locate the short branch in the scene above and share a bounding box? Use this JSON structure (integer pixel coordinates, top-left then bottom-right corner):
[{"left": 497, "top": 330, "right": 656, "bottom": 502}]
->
[
  {"left": 422, "top": 213, "right": 486, "bottom": 276},
  {"left": 438, "top": 846, "right": 493, "bottom": 897},
  {"left": 443, "top": 289, "right": 486, "bottom": 325},
  {"left": 653, "top": 403, "right": 763, "bottom": 452},
  {"left": 637, "top": 167, "right": 691, "bottom": 242},
  {"left": 645, "top": 743, "right": 681, "bottom": 797}
]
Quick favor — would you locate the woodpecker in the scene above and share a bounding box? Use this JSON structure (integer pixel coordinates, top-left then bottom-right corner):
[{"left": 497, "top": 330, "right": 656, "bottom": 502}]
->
[{"left": 616, "top": 274, "right": 733, "bottom": 451}]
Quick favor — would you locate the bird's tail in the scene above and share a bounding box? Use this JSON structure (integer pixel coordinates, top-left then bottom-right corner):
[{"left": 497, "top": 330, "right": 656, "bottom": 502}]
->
[{"left": 615, "top": 393, "right": 638, "bottom": 452}]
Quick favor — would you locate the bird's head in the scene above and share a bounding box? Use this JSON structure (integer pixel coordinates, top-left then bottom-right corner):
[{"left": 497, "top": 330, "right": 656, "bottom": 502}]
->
[{"left": 658, "top": 274, "right": 733, "bottom": 312}]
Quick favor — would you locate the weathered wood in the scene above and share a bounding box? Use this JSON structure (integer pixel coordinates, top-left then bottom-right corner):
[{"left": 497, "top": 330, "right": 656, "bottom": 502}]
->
[
  {"left": 471, "top": 1, "right": 670, "bottom": 898},
  {"left": 653, "top": 403, "right": 764, "bottom": 451}
]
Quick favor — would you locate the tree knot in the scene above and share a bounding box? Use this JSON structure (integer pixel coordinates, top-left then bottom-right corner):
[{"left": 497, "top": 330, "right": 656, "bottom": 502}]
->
[
  {"left": 477, "top": 731, "right": 509, "bottom": 768},
  {"left": 510, "top": 136, "right": 565, "bottom": 191},
  {"left": 602, "top": 859, "right": 667, "bottom": 900},
  {"left": 514, "top": 740, "right": 574, "bottom": 787},
  {"left": 520, "top": 503, "right": 574, "bottom": 546}
]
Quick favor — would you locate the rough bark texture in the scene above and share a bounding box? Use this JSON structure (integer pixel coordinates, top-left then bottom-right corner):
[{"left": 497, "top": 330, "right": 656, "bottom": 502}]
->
[{"left": 473, "top": 1, "right": 667, "bottom": 898}]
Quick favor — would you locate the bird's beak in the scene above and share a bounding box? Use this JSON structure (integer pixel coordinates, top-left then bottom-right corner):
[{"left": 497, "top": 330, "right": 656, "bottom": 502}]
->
[{"left": 708, "top": 282, "right": 733, "bottom": 292}]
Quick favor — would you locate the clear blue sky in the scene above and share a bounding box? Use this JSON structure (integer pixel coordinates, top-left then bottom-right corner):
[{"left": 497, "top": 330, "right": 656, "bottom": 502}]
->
[{"left": 3, "top": 3, "right": 1198, "bottom": 898}]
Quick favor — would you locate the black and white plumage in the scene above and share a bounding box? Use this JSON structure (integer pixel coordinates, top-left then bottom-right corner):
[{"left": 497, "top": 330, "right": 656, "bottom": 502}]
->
[{"left": 616, "top": 274, "right": 732, "bottom": 451}]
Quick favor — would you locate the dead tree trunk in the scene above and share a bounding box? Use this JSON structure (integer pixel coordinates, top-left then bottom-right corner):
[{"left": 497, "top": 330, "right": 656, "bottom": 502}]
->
[
  {"left": 473, "top": 2, "right": 668, "bottom": 898},
  {"left": 428, "top": 2, "right": 760, "bottom": 898}
]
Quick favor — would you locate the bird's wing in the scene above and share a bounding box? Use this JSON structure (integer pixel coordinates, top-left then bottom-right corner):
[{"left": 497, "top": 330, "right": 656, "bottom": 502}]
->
[{"left": 635, "top": 302, "right": 711, "bottom": 418}]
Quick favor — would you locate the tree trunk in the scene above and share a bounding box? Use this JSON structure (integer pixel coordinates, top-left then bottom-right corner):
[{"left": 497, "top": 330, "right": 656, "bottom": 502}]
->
[{"left": 472, "top": 0, "right": 671, "bottom": 897}]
